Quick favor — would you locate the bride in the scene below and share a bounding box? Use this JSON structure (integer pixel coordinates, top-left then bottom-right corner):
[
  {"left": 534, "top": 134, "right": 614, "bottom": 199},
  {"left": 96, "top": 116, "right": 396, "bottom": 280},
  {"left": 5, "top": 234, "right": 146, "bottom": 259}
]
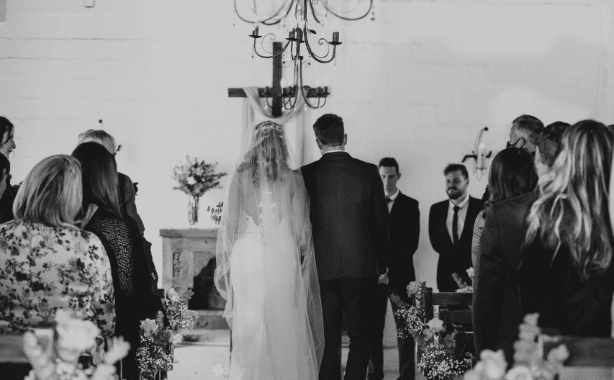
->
[{"left": 214, "top": 121, "right": 324, "bottom": 380}]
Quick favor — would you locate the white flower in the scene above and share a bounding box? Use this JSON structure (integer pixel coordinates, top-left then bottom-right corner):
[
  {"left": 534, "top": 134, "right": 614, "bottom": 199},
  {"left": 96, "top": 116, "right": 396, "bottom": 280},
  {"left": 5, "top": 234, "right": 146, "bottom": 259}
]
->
[
  {"left": 167, "top": 288, "right": 182, "bottom": 302},
  {"left": 140, "top": 319, "right": 159, "bottom": 336},
  {"left": 187, "top": 176, "right": 197, "bottom": 185},
  {"left": 427, "top": 317, "right": 444, "bottom": 333},
  {"left": 55, "top": 309, "right": 100, "bottom": 362},
  {"left": 104, "top": 337, "right": 130, "bottom": 364},
  {"left": 505, "top": 366, "right": 533, "bottom": 380},
  {"left": 546, "top": 344, "right": 569, "bottom": 364},
  {"left": 467, "top": 267, "right": 475, "bottom": 279},
  {"left": 524, "top": 313, "right": 539, "bottom": 327},
  {"left": 476, "top": 349, "right": 507, "bottom": 379},
  {"left": 407, "top": 282, "right": 419, "bottom": 296}
]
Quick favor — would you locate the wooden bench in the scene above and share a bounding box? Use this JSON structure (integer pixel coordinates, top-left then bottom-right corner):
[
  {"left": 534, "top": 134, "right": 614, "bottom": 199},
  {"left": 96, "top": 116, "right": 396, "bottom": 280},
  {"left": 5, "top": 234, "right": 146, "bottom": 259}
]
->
[{"left": 425, "top": 289, "right": 473, "bottom": 327}]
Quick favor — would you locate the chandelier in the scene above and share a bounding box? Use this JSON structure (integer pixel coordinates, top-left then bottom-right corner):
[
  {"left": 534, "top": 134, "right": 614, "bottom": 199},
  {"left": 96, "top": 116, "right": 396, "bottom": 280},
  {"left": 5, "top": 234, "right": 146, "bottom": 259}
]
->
[{"left": 234, "top": 0, "right": 374, "bottom": 110}]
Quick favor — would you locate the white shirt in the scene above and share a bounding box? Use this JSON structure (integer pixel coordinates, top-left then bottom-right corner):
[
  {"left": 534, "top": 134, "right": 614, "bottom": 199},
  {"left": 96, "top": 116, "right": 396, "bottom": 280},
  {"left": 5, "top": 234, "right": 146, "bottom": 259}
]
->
[
  {"left": 446, "top": 194, "right": 470, "bottom": 242},
  {"left": 323, "top": 149, "right": 345, "bottom": 155},
  {"left": 386, "top": 189, "right": 400, "bottom": 213}
]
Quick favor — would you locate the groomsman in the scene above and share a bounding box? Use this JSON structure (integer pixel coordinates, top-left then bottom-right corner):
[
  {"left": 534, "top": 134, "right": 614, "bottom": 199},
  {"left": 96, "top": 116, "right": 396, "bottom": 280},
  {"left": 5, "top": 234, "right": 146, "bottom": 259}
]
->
[
  {"left": 429, "top": 164, "right": 480, "bottom": 292},
  {"left": 368, "top": 157, "right": 419, "bottom": 380}
]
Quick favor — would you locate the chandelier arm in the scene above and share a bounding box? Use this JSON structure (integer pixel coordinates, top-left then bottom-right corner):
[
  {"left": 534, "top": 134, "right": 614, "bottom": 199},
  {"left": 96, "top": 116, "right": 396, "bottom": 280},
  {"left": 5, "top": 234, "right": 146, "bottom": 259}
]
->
[
  {"left": 308, "top": 1, "right": 322, "bottom": 25},
  {"left": 253, "top": 36, "right": 291, "bottom": 58},
  {"left": 234, "top": 0, "right": 294, "bottom": 25},
  {"left": 321, "top": 0, "right": 373, "bottom": 21},
  {"left": 303, "top": 31, "right": 336, "bottom": 63}
]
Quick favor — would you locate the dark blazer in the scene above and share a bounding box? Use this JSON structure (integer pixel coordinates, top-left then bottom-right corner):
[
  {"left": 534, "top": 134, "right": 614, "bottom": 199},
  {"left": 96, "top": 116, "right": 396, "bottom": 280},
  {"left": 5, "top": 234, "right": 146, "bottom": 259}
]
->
[
  {"left": 473, "top": 190, "right": 538, "bottom": 365},
  {"left": 428, "top": 196, "right": 481, "bottom": 291},
  {"left": 519, "top": 226, "right": 614, "bottom": 340},
  {"left": 301, "top": 151, "right": 389, "bottom": 280},
  {"left": 387, "top": 192, "right": 420, "bottom": 297}
]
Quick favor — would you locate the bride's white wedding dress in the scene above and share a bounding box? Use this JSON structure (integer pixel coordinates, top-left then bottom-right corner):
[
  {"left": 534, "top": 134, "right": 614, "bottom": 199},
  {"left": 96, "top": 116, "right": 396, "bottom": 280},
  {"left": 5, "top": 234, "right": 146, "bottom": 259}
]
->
[{"left": 215, "top": 168, "right": 324, "bottom": 380}]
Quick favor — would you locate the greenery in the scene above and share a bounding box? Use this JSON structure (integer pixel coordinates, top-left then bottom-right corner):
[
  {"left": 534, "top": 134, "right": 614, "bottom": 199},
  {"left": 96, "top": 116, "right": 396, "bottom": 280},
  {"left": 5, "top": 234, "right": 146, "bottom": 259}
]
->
[{"left": 172, "top": 156, "right": 227, "bottom": 198}]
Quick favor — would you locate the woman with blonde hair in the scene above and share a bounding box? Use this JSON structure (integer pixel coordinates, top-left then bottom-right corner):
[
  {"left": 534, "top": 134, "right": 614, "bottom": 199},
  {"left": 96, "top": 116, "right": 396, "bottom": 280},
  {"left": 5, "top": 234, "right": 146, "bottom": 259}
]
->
[
  {"left": 0, "top": 155, "right": 115, "bottom": 334},
  {"left": 519, "top": 120, "right": 614, "bottom": 337}
]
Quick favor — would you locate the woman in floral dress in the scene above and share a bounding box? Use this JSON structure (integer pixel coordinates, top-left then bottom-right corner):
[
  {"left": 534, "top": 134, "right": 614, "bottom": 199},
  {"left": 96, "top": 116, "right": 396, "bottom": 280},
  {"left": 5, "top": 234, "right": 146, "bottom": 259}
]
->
[{"left": 0, "top": 155, "right": 115, "bottom": 335}]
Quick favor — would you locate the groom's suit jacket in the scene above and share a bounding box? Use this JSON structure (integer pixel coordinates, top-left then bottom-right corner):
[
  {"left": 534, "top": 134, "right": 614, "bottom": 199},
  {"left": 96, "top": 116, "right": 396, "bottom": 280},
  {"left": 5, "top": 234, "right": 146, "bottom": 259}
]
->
[{"left": 301, "top": 151, "right": 389, "bottom": 281}]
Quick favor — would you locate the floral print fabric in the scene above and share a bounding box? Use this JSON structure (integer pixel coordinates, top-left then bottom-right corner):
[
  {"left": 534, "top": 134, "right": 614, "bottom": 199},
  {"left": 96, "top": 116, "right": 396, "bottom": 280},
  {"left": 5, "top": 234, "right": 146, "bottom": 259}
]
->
[{"left": 0, "top": 220, "right": 115, "bottom": 336}]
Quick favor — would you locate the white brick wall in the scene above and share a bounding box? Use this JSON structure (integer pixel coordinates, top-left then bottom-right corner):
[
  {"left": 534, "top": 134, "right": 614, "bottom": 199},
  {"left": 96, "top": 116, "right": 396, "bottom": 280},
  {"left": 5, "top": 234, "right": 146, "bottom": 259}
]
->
[{"left": 1, "top": 0, "right": 612, "bottom": 289}]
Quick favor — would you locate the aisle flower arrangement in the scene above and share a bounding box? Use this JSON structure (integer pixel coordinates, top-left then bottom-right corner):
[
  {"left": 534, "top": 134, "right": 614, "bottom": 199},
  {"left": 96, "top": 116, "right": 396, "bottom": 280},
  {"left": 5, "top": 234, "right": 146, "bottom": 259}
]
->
[
  {"left": 137, "top": 288, "right": 198, "bottom": 380},
  {"left": 22, "top": 309, "right": 129, "bottom": 380},
  {"left": 464, "top": 313, "right": 569, "bottom": 380},
  {"left": 172, "top": 156, "right": 227, "bottom": 198},
  {"left": 395, "top": 281, "right": 469, "bottom": 380}
]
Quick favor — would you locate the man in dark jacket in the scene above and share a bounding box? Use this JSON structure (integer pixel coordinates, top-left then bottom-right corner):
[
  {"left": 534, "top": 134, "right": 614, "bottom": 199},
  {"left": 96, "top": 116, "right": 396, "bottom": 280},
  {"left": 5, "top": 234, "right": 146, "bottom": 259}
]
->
[
  {"left": 368, "top": 157, "right": 419, "bottom": 380},
  {"left": 301, "top": 114, "right": 389, "bottom": 380}
]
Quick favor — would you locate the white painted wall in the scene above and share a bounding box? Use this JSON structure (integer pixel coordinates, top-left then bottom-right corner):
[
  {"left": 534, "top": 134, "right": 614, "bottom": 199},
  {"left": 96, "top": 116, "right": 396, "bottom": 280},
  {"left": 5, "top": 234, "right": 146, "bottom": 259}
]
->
[{"left": 0, "top": 0, "right": 612, "bottom": 289}]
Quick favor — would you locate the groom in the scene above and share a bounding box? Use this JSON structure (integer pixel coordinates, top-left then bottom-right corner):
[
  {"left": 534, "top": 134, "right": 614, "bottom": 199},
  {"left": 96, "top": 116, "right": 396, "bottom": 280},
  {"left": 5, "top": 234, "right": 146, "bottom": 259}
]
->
[{"left": 302, "top": 114, "right": 389, "bottom": 380}]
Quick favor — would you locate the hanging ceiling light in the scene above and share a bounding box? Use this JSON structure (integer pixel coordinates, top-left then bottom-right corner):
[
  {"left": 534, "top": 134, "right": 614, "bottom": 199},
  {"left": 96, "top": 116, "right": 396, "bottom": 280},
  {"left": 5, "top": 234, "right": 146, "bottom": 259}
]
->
[{"left": 234, "top": 0, "right": 374, "bottom": 109}]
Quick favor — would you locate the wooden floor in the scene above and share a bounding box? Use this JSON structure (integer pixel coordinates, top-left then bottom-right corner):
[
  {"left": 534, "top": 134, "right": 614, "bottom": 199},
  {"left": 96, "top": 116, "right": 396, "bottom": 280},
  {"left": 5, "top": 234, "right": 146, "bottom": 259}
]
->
[{"left": 172, "top": 330, "right": 412, "bottom": 380}]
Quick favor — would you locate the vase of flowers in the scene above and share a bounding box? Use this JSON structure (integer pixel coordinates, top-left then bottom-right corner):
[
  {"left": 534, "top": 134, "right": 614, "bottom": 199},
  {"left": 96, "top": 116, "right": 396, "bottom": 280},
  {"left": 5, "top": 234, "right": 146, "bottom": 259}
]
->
[{"left": 172, "top": 156, "right": 227, "bottom": 227}]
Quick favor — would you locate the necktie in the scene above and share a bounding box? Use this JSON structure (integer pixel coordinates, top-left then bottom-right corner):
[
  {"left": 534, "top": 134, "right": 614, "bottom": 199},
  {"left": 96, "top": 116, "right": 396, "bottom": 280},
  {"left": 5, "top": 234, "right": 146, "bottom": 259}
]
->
[
  {"left": 386, "top": 197, "right": 392, "bottom": 204},
  {"left": 452, "top": 205, "right": 460, "bottom": 245}
]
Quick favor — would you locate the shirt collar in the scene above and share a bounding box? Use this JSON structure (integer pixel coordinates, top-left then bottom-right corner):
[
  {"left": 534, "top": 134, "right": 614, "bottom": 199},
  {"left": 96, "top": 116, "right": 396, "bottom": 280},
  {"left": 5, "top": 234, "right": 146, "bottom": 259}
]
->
[
  {"left": 449, "top": 193, "right": 470, "bottom": 209},
  {"left": 323, "top": 149, "right": 346, "bottom": 155},
  {"left": 387, "top": 189, "right": 400, "bottom": 201}
]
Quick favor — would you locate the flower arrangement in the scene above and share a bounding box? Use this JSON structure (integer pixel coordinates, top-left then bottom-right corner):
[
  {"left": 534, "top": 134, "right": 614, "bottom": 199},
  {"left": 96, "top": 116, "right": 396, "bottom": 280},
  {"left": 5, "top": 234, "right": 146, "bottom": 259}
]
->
[
  {"left": 172, "top": 156, "right": 227, "bottom": 198},
  {"left": 395, "top": 281, "right": 469, "bottom": 380},
  {"left": 464, "top": 313, "right": 569, "bottom": 380},
  {"left": 137, "top": 288, "right": 198, "bottom": 380},
  {"left": 22, "top": 309, "right": 130, "bottom": 380},
  {"left": 454, "top": 268, "right": 474, "bottom": 293}
]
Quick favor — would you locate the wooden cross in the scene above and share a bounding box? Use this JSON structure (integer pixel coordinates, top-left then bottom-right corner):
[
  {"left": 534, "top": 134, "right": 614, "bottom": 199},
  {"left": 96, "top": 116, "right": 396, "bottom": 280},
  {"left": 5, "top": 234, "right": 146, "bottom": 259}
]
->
[{"left": 228, "top": 42, "right": 329, "bottom": 117}]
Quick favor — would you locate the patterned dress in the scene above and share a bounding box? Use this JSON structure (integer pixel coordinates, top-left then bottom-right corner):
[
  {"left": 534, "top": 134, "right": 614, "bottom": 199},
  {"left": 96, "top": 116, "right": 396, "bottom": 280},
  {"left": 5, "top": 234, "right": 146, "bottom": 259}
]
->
[{"left": 0, "top": 220, "right": 115, "bottom": 336}]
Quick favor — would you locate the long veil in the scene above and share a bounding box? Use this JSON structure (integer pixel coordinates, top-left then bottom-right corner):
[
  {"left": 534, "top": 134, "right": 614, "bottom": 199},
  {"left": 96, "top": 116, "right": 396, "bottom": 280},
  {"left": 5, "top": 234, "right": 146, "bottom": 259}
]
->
[{"left": 214, "top": 120, "right": 324, "bottom": 376}]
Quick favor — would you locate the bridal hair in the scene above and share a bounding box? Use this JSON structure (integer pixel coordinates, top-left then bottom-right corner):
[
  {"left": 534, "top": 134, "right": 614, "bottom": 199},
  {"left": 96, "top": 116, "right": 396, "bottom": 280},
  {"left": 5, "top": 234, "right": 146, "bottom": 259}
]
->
[
  {"left": 525, "top": 120, "right": 614, "bottom": 280},
  {"left": 72, "top": 142, "right": 121, "bottom": 217},
  {"left": 246, "top": 121, "right": 290, "bottom": 185},
  {"left": 13, "top": 155, "right": 82, "bottom": 227}
]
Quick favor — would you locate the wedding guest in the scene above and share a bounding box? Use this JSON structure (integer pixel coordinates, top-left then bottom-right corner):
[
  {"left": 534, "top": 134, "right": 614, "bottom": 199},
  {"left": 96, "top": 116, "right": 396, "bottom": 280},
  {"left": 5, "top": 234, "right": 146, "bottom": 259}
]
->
[
  {"left": 77, "top": 129, "right": 158, "bottom": 293},
  {"left": 519, "top": 120, "right": 614, "bottom": 338},
  {"left": 471, "top": 148, "right": 537, "bottom": 267},
  {"left": 429, "top": 164, "right": 480, "bottom": 291},
  {"left": 72, "top": 142, "right": 154, "bottom": 380},
  {"left": 0, "top": 116, "right": 17, "bottom": 223},
  {"left": 0, "top": 153, "right": 10, "bottom": 201},
  {"left": 368, "top": 157, "right": 419, "bottom": 380},
  {"left": 480, "top": 115, "right": 544, "bottom": 208},
  {"left": 0, "top": 155, "right": 115, "bottom": 334},
  {"left": 473, "top": 120, "right": 571, "bottom": 365}
]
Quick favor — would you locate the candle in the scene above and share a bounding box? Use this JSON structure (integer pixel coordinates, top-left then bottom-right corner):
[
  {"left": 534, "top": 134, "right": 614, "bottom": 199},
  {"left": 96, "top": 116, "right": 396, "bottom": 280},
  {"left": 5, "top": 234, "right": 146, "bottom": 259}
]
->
[
  {"left": 253, "top": 26, "right": 259, "bottom": 37},
  {"left": 332, "top": 31, "right": 339, "bottom": 43}
]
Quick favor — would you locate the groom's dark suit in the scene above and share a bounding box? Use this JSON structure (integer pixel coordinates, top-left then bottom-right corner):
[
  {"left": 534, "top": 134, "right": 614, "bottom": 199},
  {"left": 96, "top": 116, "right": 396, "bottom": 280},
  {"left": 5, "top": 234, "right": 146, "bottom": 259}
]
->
[{"left": 302, "top": 151, "right": 389, "bottom": 380}]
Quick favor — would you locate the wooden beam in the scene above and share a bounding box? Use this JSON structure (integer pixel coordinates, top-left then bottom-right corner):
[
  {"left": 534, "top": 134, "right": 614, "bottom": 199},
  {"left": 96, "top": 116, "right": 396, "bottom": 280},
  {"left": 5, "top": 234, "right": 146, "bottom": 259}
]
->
[{"left": 227, "top": 87, "right": 325, "bottom": 98}]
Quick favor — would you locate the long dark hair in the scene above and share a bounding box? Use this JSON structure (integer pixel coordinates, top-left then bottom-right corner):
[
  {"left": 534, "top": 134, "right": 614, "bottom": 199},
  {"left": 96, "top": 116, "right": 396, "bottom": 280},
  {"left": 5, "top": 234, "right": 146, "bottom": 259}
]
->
[
  {"left": 488, "top": 147, "right": 537, "bottom": 202},
  {"left": 0, "top": 116, "right": 14, "bottom": 147},
  {"left": 71, "top": 142, "right": 120, "bottom": 216}
]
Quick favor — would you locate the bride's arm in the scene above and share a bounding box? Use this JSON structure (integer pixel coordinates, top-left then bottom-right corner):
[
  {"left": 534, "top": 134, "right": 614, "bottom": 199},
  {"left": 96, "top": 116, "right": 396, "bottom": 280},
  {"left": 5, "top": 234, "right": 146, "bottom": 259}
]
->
[{"left": 291, "top": 171, "right": 313, "bottom": 265}]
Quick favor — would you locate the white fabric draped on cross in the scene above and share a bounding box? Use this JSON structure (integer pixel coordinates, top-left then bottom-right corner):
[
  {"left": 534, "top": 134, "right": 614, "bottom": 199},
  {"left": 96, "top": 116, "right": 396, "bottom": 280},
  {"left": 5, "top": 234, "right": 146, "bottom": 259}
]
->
[{"left": 242, "top": 87, "right": 306, "bottom": 168}]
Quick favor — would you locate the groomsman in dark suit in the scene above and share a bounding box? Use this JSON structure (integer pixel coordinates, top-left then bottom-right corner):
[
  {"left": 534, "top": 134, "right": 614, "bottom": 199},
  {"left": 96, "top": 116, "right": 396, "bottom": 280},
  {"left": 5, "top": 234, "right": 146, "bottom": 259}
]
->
[
  {"left": 428, "top": 164, "right": 480, "bottom": 291},
  {"left": 301, "top": 114, "right": 389, "bottom": 380},
  {"left": 368, "top": 157, "right": 419, "bottom": 380}
]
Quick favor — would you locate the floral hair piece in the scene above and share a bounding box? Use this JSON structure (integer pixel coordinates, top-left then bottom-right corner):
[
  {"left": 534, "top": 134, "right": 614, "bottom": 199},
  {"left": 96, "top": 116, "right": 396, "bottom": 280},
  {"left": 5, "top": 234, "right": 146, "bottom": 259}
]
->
[{"left": 254, "top": 122, "right": 283, "bottom": 134}]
